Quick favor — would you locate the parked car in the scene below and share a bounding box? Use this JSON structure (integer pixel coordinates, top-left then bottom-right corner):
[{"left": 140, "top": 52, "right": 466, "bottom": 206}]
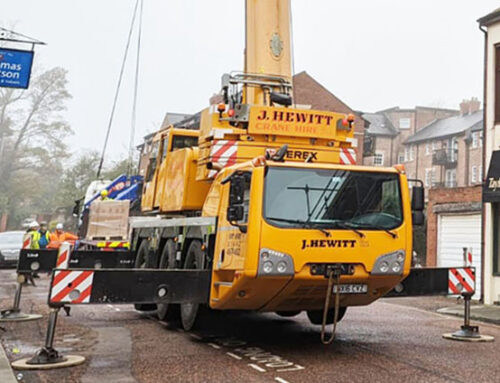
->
[{"left": 0, "top": 231, "right": 25, "bottom": 268}]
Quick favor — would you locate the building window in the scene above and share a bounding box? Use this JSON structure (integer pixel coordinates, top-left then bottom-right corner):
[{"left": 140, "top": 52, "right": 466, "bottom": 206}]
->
[
  {"left": 471, "top": 166, "right": 477, "bottom": 184},
  {"left": 398, "top": 153, "right": 404, "bottom": 163},
  {"left": 425, "top": 143, "right": 431, "bottom": 155},
  {"left": 445, "top": 169, "right": 457, "bottom": 188},
  {"left": 425, "top": 168, "right": 432, "bottom": 187},
  {"left": 479, "top": 165, "right": 483, "bottom": 182},
  {"left": 432, "top": 141, "right": 438, "bottom": 151},
  {"left": 404, "top": 145, "right": 415, "bottom": 161},
  {"left": 496, "top": 45, "right": 500, "bottom": 124},
  {"left": 373, "top": 152, "right": 384, "bottom": 166},
  {"left": 472, "top": 132, "right": 479, "bottom": 148},
  {"left": 399, "top": 118, "right": 411, "bottom": 130}
]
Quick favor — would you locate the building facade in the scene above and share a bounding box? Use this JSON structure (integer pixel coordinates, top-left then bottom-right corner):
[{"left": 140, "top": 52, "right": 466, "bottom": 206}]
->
[{"left": 478, "top": 9, "right": 500, "bottom": 304}]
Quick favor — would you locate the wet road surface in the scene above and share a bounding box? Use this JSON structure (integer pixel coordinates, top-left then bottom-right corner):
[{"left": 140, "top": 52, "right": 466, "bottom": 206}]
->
[{"left": 0, "top": 270, "right": 499, "bottom": 383}]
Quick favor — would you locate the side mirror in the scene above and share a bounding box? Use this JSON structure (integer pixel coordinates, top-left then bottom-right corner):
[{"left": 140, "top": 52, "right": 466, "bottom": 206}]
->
[
  {"left": 227, "top": 205, "right": 244, "bottom": 222},
  {"left": 225, "top": 172, "right": 250, "bottom": 233},
  {"left": 412, "top": 211, "right": 425, "bottom": 226},
  {"left": 411, "top": 186, "right": 424, "bottom": 211}
]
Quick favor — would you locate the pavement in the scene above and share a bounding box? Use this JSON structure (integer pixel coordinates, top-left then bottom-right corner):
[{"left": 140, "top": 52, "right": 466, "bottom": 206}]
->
[
  {"left": 2, "top": 269, "right": 500, "bottom": 382},
  {"left": 0, "top": 342, "right": 17, "bottom": 383}
]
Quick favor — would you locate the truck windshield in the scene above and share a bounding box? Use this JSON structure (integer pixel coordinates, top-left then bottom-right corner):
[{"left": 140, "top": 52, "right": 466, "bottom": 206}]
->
[{"left": 264, "top": 167, "right": 403, "bottom": 230}]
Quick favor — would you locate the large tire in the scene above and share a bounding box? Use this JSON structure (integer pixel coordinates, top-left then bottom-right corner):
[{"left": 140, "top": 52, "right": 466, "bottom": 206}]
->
[
  {"left": 157, "top": 239, "right": 180, "bottom": 322},
  {"left": 180, "top": 240, "right": 204, "bottom": 331},
  {"left": 134, "top": 240, "right": 157, "bottom": 311},
  {"left": 307, "top": 307, "right": 347, "bottom": 325}
]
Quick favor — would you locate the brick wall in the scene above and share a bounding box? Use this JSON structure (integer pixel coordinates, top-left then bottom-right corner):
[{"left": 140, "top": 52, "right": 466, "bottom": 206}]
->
[
  {"left": 426, "top": 185, "right": 482, "bottom": 266},
  {"left": 293, "top": 71, "right": 364, "bottom": 162}
]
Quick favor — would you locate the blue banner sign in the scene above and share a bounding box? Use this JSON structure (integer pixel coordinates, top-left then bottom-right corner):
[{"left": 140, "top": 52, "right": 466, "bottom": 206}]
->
[{"left": 0, "top": 48, "right": 34, "bottom": 89}]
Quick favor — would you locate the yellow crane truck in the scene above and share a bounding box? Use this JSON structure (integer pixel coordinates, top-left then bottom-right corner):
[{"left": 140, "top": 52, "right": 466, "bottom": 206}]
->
[
  {"left": 43, "top": 0, "right": 449, "bottom": 344},
  {"left": 125, "top": 0, "right": 423, "bottom": 334}
]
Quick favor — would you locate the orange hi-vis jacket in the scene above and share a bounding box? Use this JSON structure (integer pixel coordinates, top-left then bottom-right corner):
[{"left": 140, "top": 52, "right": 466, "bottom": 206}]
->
[{"left": 48, "top": 231, "right": 79, "bottom": 249}]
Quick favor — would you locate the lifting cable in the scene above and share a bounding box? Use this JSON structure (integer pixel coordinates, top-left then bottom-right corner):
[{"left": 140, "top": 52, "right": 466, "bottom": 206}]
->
[
  {"left": 127, "top": 0, "right": 143, "bottom": 175},
  {"left": 96, "top": 0, "right": 141, "bottom": 178},
  {"left": 320, "top": 267, "right": 342, "bottom": 345}
]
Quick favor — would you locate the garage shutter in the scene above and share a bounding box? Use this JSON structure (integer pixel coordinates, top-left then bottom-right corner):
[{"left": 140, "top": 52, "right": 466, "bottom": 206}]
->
[{"left": 437, "top": 214, "right": 481, "bottom": 300}]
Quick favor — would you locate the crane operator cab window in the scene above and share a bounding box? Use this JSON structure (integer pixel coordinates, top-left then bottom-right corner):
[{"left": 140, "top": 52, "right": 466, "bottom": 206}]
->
[
  {"left": 171, "top": 135, "right": 198, "bottom": 151},
  {"left": 146, "top": 141, "right": 160, "bottom": 182}
]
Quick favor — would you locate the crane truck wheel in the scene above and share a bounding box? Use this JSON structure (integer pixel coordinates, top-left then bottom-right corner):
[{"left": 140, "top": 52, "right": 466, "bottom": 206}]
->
[
  {"left": 134, "top": 240, "right": 157, "bottom": 312},
  {"left": 157, "top": 239, "right": 180, "bottom": 322},
  {"left": 180, "top": 240, "right": 205, "bottom": 331},
  {"left": 306, "top": 307, "right": 347, "bottom": 325}
]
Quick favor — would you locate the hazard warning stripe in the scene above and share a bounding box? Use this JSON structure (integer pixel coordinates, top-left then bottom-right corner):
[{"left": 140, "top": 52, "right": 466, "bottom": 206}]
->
[
  {"left": 22, "top": 234, "right": 31, "bottom": 249},
  {"left": 339, "top": 148, "right": 356, "bottom": 165},
  {"left": 50, "top": 270, "right": 94, "bottom": 304},
  {"left": 448, "top": 268, "right": 475, "bottom": 294},
  {"left": 208, "top": 140, "right": 239, "bottom": 178},
  {"left": 56, "top": 244, "right": 70, "bottom": 268}
]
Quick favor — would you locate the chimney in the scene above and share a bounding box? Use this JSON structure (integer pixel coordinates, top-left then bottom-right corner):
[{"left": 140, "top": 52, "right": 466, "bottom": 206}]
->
[
  {"left": 459, "top": 99, "right": 469, "bottom": 116},
  {"left": 459, "top": 97, "right": 481, "bottom": 116},
  {"left": 469, "top": 97, "right": 480, "bottom": 114}
]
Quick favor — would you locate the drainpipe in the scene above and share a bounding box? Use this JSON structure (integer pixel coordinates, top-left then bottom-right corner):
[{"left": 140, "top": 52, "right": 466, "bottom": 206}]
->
[{"left": 479, "top": 23, "right": 487, "bottom": 303}]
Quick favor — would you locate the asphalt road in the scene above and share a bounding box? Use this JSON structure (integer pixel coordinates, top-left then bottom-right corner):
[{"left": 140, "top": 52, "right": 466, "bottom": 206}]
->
[{"left": 1, "top": 269, "right": 499, "bottom": 383}]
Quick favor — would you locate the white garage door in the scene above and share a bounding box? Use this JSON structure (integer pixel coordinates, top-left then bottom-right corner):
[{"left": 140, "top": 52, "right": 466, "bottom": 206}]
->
[{"left": 437, "top": 213, "right": 481, "bottom": 300}]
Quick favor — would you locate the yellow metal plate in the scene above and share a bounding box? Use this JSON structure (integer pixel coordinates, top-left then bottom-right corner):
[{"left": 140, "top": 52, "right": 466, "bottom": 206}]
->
[{"left": 248, "top": 106, "right": 345, "bottom": 139}]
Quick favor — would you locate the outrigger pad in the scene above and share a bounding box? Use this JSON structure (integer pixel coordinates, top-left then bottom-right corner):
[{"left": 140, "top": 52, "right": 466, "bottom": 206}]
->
[
  {"left": 0, "top": 312, "right": 42, "bottom": 322},
  {"left": 12, "top": 354, "right": 85, "bottom": 370}
]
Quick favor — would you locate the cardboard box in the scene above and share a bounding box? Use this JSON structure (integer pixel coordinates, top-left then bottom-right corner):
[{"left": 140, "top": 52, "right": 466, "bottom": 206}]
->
[{"left": 86, "top": 200, "right": 130, "bottom": 240}]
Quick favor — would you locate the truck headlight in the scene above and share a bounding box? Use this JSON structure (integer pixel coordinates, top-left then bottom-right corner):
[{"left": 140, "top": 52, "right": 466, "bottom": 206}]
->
[
  {"left": 372, "top": 250, "right": 405, "bottom": 275},
  {"left": 258, "top": 248, "right": 294, "bottom": 277}
]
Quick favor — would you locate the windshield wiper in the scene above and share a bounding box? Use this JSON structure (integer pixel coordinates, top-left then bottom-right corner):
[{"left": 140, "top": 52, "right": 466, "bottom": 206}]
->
[
  {"left": 345, "top": 221, "right": 397, "bottom": 239},
  {"left": 266, "top": 217, "right": 331, "bottom": 238},
  {"left": 333, "top": 221, "right": 365, "bottom": 238}
]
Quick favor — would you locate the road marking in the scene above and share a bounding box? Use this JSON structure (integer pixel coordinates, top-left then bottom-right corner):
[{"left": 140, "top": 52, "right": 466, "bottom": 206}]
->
[
  {"left": 226, "top": 352, "right": 242, "bottom": 360},
  {"left": 208, "top": 342, "right": 221, "bottom": 349},
  {"left": 275, "top": 378, "right": 290, "bottom": 383},
  {"left": 190, "top": 334, "right": 203, "bottom": 340},
  {"left": 248, "top": 363, "right": 266, "bottom": 372}
]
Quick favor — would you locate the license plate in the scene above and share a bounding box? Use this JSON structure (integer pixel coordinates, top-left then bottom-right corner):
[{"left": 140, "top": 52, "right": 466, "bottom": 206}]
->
[{"left": 333, "top": 284, "right": 368, "bottom": 294}]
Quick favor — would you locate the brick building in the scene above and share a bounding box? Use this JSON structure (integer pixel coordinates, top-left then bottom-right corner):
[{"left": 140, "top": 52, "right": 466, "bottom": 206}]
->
[
  {"left": 293, "top": 71, "right": 365, "bottom": 162},
  {"left": 403, "top": 99, "right": 483, "bottom": 197},
  {"left": 363, "top": 106, "right": 458, "bottom": 169}
]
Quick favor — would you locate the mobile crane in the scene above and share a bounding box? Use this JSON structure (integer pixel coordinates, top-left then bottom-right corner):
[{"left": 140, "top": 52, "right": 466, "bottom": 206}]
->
[
  {"left": 125, "top": 0, "right": 421, "bottom": 335},
  {"left": 45, "top": 0, "right": 428, "bottom": 341}
]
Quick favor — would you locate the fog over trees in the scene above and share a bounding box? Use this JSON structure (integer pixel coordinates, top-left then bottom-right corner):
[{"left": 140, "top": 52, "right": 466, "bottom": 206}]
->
[{"left": 0, "top": 66, "right": 128, "bottom": 229}]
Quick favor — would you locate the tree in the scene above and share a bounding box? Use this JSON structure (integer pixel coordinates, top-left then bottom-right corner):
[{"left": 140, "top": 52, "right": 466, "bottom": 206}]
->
[{"left": 0, "top": 67, "right": 72, "bottom": 229}]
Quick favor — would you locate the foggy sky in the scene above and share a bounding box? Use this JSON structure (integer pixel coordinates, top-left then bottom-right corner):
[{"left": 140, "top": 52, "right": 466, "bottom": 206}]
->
[{"left": 2, "top": 0, "right": 498, "bottom": 162}]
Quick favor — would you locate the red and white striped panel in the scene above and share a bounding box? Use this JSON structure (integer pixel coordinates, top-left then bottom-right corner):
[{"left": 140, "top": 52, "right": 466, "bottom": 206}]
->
[
  {"left": 339, "top": 148, "right": 356, "bottom": 165},
  {"left": 56, "top": 242, "right": 71, "bottom": 269},
  {"left": 448, "top": 267, "right": 475, "bottom": 294},
  {"left": 50, "top": 270, "right": 94, "bottom": 304},
  {"left": 208, "top": 140, "right": 238, "bottom": 178},
  {"left": 22, "top": 233, "right": 31, "bottom": 249}
]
